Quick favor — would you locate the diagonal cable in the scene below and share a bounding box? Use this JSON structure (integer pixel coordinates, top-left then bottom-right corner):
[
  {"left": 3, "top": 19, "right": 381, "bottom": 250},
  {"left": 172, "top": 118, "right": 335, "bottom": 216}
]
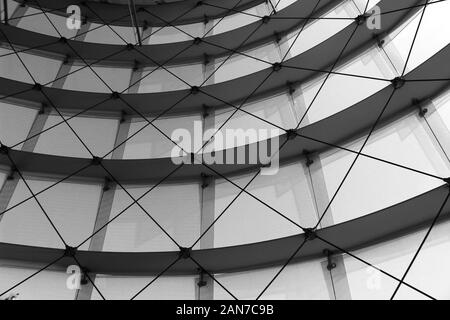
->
[
  {"left": 316, "top": 234, "right": 437, "bottom": 300},
  {"left": 390, "top": 188, "right": 450, "bottom": 299},
  {"left": 71, "top": 255, "right": 106, "bottom": 300},
  {"left": 0, "top": 0, "right": 442, "bottom": 300},
  {"left": 0, "top": 254, "right": 65, "bottom": 297},
  {"left": 189, "top": 255, "right": 238, "bottom": 300},
  {"left": 130, "top": 256, "right": 181, "bottom": 300},
  {"left": 5, "top": 4, "right": 185, "bottom": 250}
]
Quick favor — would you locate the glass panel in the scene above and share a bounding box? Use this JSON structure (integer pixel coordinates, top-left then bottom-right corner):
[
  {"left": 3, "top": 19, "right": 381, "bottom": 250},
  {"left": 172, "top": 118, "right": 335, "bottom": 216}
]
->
[
  {"left": 0, "top": 47, "right": 61, "bottom": 85},
  {"left": 91, "top": 274, "right": 196, "bottom": 300},
  {"left": 0, "top": 101, "right": 37, "bottom": 149},
  {"left": 147, "top": 23, "right": 204, "bottom": 44},
  {"left": 280, "top": 1, "right": 359, "bottom": 59},
  {"left": 0, "top": 47, "right": 32, "bottom": 83},
  {"left": 0, "top": 178, "right": 101, "bottom": 249},
  {"left": 138, "top": 63, "right": 203, "bottom": 92},
  {"left": 18, "top": 51, "right": 61, "bottom": 85},
  {"left": 353, "top": 0, "right": 382, "bottom": 13},
  {"left": 319, "top": 112, "right": 450, "bottom": 224},
  {"left": 17, "top": 7, "right": 78, "bottom": 39},
  {"left": 341, "top": 219, "right": 450, "bottom": 300},
  {"left": 214, "top": 258, "right": 331, "bottom": 299},
  {"left": 34, "top": 114, "right": 119, "bottom": 158},
  {"left": 299, "top": 45, "right": 395, "bottom": 125},
  {"left": 64, "top": 64, "right": 131, "bottom": 93},
  {"left": 211, "top": 162, "right": 317, "bottom": 248},
  {"left": 271, "top": 0, "right": 296, "bottom": 11},
  {"left": 211, "top": 3, "right": 268, "bottom": 35},
  {"left": 84, "top": 23, "right": 140, "bottom": 45},
  {"left": 213, "top": 42, "right": 279, "bottom": 83},
  {"left": 102, "top": 182, "right": 201, "bottom": 252},
  {"left": 0, "top": 262, "right": 76, "bottom": 300},
  {"left": 383, "top": 0, "right": 450, "bottom": 74},
  {"left": 213, "top": 92, "right": 297, "bottom": 149},
  {"left": 123, "top": 114, "right": 201, "bottom": 159}
]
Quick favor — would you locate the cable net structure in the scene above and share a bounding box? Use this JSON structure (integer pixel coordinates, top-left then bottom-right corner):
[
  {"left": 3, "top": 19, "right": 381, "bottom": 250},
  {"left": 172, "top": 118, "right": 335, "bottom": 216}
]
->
[{"left": 0, "top": 0, "right": 449, "bottom": 300}]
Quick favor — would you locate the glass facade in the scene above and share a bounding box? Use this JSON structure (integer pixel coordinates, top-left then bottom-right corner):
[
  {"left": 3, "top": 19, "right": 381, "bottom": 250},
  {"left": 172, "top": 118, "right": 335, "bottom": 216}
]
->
[{"left": 0, "top": 0, "right": 449, "bottom": 300}]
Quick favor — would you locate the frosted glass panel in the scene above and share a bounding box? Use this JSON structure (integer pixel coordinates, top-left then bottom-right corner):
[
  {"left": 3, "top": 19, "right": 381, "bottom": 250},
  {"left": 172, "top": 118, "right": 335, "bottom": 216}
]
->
[
  {"left": 0, "top": 178, "right": 101, "bottom": 249},
  {"left": 0, "top": 263, "right": 76, "bottom": 300},
  {"left": 84, "top": 23, "right": 139, "bottom": 45},
  {"left": 0, "top": 47, "right": 61, "bottom": 85},
  {"left": 147, "top": 23, "right": 204, "bottom": 44},
  {"left": 212, "top": 162, "right": 317, "bottom": 248},
  {"left": 139, "top": 63, "right": 203, "bottom": 92},
  {"left": 342, "top": 219, "right": 450, "bottom": 300},
  {"left": 320, "top": 112, "right": 449, "bottom": 224},
  {"left": 92, "top": 275, "right": 196, "bottom": 300},
  {"left": 64, "top": 64, "right": 131, "bottom": 93},
  {"left": 281, "top": 1, "right": 358, "bottom": 59},
  {"left": 213, "top": 92, "right": 296, "bottom": 149},
  {"left": 211, "top": 3, "right": 268, "bottom": 35},
  {"left": 17, "top": 7, "right": 77, "bottom": 39},
  {"left": 0, "top": 47, "right": 32, "bottom": 83},
  {"left": 18, "top": 51, "right": 61, "bottom": 85},
  {"left": 213, "top": 42, "right": 279, "bottom": 83},
  {"left": 123, "top": 115, "right": 201, "bottom": 159},
  {"left": 0, "top": 101, "right": 37, "bottom": 149},
  {"left": 35, "top": 114, "right": 118, "bottom": 158},
  {"left": 103, "top": 182, "right": 201, "bottom": 252},
  {"left": 271, "top": 0, "right": 296, "bottom": 11},
  {"left": 353, "top": 0, "right": 382, "bottom": 13},
  {"left": 302, "top": 45, "right": 395, "bottom": 124},
  {"left": 384, "top": 1, "right": 450, "bottom": 74},
  {"left": 214, "top": 259, "right": 331, "bottom": 299}
]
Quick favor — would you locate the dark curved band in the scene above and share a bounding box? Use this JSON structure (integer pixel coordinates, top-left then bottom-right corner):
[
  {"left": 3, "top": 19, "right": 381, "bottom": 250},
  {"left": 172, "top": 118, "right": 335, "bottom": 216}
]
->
[
  {"left": 12, "top": 0, "right": 266, "bottom": 27},
  {"left": 1, "top": 0, "right": 337, "bottom": 66},
  {"left": 0, "top": 0, "right": 424, "bottom": 117}
]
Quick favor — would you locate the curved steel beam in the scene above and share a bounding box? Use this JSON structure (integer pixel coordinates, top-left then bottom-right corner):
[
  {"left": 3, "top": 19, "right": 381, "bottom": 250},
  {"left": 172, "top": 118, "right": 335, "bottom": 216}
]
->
[
  {"left": 0, "top": 185, "right": 448, "bottom": 275},
  {"left": 0, "top": 0, "right": 337, "bottom": 66},
  {"left": 0, "top": 43, "right": 448, "bottom": 183},
  {"left": 0, "top": 0, "right": 424, "bottom": 116},
  {"left": 12, "top": 0, "right": 266, "bottom": 27}
]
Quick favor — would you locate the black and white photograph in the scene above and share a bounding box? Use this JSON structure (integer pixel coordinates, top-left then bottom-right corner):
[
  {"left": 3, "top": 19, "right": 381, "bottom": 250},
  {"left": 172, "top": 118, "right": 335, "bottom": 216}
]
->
[{"left": 0, "top": 0, "right": 449, "bottom": 309}]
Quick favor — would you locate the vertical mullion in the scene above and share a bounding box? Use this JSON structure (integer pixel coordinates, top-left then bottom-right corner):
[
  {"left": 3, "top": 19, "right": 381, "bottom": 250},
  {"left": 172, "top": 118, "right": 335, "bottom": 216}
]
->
[
  {"left": 197, "top": 104, "right": 216, "bottom": 300},
  {"left": 0, "top": 168, "right": 19, "bottom": 224}
]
